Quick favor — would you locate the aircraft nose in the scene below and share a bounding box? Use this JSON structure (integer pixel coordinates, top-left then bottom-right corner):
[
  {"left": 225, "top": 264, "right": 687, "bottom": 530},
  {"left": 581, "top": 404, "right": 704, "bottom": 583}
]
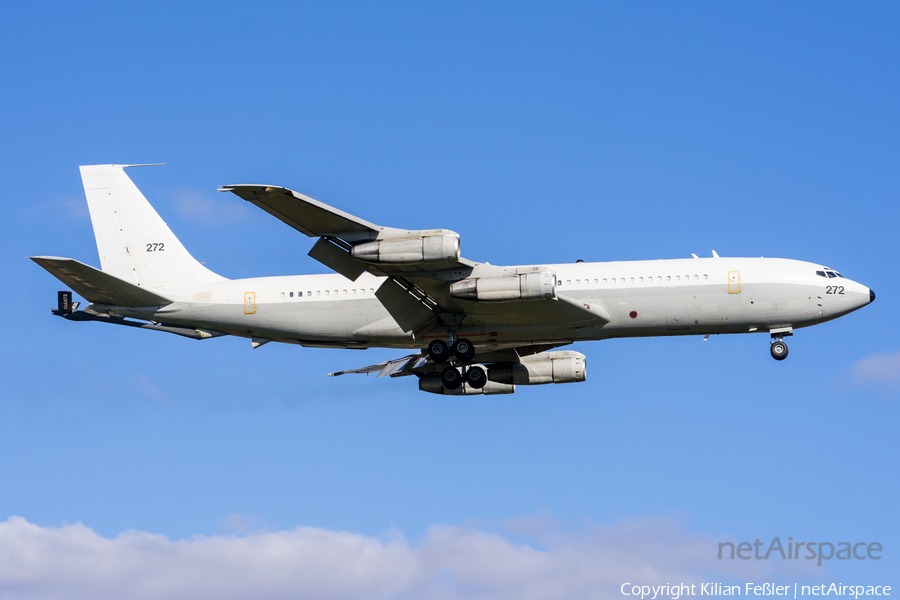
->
[{"left": 869, "top": 288, "right": 876, "bottom": 303}]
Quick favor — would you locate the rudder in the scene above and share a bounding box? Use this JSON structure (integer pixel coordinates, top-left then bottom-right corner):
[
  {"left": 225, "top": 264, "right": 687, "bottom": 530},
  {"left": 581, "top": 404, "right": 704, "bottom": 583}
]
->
[{"left": 80, "top": 164, "right": 226, "bottom": 289}]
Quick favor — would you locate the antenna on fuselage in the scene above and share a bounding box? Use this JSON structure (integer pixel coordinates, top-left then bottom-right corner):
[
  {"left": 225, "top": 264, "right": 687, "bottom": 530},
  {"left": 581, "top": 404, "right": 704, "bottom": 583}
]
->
[{"left": 712, "top": 250, "right": 720, "bottom": 258}]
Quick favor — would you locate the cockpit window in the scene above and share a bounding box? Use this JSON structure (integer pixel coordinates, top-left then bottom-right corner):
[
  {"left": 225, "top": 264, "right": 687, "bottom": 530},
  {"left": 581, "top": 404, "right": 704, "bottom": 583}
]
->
[
  {"left": 835, "top": 272, "right": 845, "bottom": 278},
  {"left": 816, "top": 271, "right": 826, "bottom": 278},
  {"left": 826, "top": 271, "right": 837, "bottom": 278}
]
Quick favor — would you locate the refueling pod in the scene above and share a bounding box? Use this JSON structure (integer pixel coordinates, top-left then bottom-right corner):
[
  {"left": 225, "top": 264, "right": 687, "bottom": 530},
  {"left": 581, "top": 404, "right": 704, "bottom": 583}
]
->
[{"left": 488, "top": 351, "right": 586, "bottom": 385}]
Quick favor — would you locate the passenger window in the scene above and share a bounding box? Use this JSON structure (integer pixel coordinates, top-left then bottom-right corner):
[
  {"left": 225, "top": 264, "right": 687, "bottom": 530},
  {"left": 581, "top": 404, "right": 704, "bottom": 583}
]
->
[
  {"left": 342, "top": 289, "right": 347, "bottom": 295},
  {"left": 639, "top": 277, "right": 644, "bottom": 283},
  {"left": 316, "top": 291, "right": 321, "bottom": 296},
  {"left": 694, "top": 275, "right": 698, "bottom": 280},
  {"left": 602, "top": 278, "right": 607, "bottom": 284},
  {"left": 289, "top": 292, "right": 294, "bottom": 297},
  {"left": 566, "top": 280, "right": 571, "bottom": 285},
  {"left": 369, "top": 288, "right": 374, "bottom": 294},
  {"left": 575, "top": 279, "right": 580, "bottom": 285},
  {"left": 676, "top": 275, "right": 680, "bottom": 281},
  {"left": 667, "top": 276, "right": 671, "bottom": 281},
  {"left": 280, "top": 292, "right": 285, "bottom": 298},
  {"left": 630, "top": 277, "right": 634, "bottom": 283},
  {"left": 703, "top": 274, "right": 708, "bottom": 280},
  {"left": 325, "top": 290, "right": 330, "bottom": 296},
  {"left": 299, "top": 291, "right": 303, "bottom": 297}
]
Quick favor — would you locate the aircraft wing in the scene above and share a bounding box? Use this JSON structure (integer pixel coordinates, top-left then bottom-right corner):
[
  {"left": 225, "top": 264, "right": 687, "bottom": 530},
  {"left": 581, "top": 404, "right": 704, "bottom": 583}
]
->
[
  {"left": 220, "top": 184, "right": 610, "bottom": 331},
  {"left": 218, "top": 185, "right": 380, "bottom": 238}
]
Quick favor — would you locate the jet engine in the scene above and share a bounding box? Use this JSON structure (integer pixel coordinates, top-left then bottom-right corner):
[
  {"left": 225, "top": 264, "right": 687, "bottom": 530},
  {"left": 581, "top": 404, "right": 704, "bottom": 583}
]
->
[
  {"left": 487, "top": 351, "right": 586, "bottom": 385},
  {"left": 449, "top": 271, "right": 556, "bottom": 302},
  {"left": 419, "top": 376, "right": 515, "bottom": 395},
  {"left": 351, "top": 232, "right": 460, "bottom": 264}
]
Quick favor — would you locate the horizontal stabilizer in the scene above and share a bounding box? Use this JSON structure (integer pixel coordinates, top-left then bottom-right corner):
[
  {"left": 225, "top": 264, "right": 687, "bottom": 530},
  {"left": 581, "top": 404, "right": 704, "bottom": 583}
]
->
[{"left": 30, "top": 256, "right": 171, "bottom": 307}]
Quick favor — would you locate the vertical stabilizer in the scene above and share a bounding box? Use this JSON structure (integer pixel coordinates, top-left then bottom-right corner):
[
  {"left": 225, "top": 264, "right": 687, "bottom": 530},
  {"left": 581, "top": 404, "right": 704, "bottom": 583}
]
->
[{"left": 80, "top": 164, "right": 226, "bottom": 289}]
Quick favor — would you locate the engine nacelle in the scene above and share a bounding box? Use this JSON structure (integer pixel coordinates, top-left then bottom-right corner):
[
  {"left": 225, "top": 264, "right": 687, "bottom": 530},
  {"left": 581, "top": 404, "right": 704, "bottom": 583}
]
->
[
  {"left": 449, "top": 272, "right": 556, "bottom": 302},
  {"left": 352, "top": 232, "right": 460, "bottom": 264},
  {"left": 418, "top": 376, "right": 515, "bottom": 396},
  {"left": 488, "top": 351, "right": 586, "bottom": 385}
]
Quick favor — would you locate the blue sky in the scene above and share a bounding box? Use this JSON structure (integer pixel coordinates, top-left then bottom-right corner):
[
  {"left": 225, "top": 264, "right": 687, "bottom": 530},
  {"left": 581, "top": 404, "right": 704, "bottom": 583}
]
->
[{"left": 1, "top": 2, "right": 898, "bottom": 597}]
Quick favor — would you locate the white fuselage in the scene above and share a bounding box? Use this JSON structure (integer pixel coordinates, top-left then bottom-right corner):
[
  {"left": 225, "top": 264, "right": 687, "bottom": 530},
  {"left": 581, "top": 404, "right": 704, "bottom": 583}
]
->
[{"left": 114, "top": 256, "right": 871, "bottom": 350}]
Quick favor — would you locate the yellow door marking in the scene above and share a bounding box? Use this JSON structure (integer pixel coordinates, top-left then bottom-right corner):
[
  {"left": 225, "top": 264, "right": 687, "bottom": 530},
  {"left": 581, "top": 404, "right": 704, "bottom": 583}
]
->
[
  {"left": 244, "top": 292, "right": 256, "bottom": 314},
  {"left": 728, "top": 271, "right": 740, "bottom": 294}
]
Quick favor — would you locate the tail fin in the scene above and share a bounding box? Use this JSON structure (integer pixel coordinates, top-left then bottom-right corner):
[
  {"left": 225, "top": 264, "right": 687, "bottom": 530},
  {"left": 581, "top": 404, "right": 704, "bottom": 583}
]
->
[{"left": 80, "top": 164, "right": 226, "bottom": 289}]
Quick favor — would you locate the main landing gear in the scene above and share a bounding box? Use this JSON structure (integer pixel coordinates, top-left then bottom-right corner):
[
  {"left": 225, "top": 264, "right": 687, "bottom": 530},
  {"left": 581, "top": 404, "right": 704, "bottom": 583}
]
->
[
  {"left": 440, "top": 365, "right": 487, "bottom": 390},
  {"left": 428, "top": 338, "right": 476, "bottom": 363},
  {"left": 430, "top": 336, "right": 485, "bottom": 390}
]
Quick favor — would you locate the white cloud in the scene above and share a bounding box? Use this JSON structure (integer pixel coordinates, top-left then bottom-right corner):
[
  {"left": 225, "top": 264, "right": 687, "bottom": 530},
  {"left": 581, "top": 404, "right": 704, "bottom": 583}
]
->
[
  {"left": 852, "top": 351, "right": 900, "bottom": 390},
  {"left": 0, "top": 516, "right": 820, "bottom": 600}
]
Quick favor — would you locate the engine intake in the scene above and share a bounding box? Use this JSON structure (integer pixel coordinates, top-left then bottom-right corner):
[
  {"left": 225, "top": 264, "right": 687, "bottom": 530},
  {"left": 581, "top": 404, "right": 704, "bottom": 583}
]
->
[
  {"left": 449, "top": 272, "right": 556, "bottom": 302},
  {"left": 352, "top": 233, "right": 460, "bottom": 264},
  {"left": 488, "top": 351, "right": 586, "bottom": 385}
]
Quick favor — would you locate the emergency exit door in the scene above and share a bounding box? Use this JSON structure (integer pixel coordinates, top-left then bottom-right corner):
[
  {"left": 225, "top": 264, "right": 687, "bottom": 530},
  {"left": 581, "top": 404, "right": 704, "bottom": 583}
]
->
[{"left": 244, "top": 292, "right": 256, "bottom": 314}]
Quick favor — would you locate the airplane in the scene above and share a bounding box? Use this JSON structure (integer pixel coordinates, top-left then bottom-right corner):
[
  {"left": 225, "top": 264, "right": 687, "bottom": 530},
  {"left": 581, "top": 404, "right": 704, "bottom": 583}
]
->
[{"left": 32, "top": 164, "right": 876, "bottom": 395}]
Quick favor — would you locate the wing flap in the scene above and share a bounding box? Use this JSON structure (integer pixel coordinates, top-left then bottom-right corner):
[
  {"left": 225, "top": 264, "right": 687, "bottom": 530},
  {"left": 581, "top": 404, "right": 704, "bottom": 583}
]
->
[
  {"left": 30, "top": 256, "right": 171, "bottom": 307},
  {"left": 328, "top": 353, "right": 423, "bottom": 378}
]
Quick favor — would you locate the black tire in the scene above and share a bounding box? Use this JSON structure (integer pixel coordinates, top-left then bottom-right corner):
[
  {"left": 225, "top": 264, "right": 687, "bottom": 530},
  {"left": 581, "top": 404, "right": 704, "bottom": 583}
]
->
[
  {"left": 428, "top": 339, "right": 450, "bottom": 363},
  {"left": 441, "top": 366, "right": 463, "bottom": 390},
  {"left": 453, "top": 338, "right": 476, "bottom": 362},
  {"left": 771, "top": 340, "right": 789, "bottom": 361},
  {"left": 465, "top": 366, "right": 487, "bottom": 389}
]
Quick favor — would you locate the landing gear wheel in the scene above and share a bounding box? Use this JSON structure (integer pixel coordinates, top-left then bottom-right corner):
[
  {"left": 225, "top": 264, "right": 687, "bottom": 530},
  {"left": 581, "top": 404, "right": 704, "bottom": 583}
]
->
[
  {"left": 453, "top": 338, "right": 476, "bottom": 362},
  {"left": 441, "top": 367, "right": 463, "bottom": 390},
  {"left": 465, "top": 366, "right": 487, "bottom": 389},
  {"left": 428, "top": 339, "right": 450, "bottom": 363},
  {"left": 770, "top": 340, "right": 789, "bottom": 361}
]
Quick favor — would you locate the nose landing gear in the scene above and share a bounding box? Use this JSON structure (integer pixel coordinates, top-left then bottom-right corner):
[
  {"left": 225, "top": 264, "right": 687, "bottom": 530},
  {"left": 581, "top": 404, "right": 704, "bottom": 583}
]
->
[
  {"left": 769, "top": 327, "right": 792, "bottom": 361},
  {"left": 770, "top": 339, "right": 789, "bottom": 361}
]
